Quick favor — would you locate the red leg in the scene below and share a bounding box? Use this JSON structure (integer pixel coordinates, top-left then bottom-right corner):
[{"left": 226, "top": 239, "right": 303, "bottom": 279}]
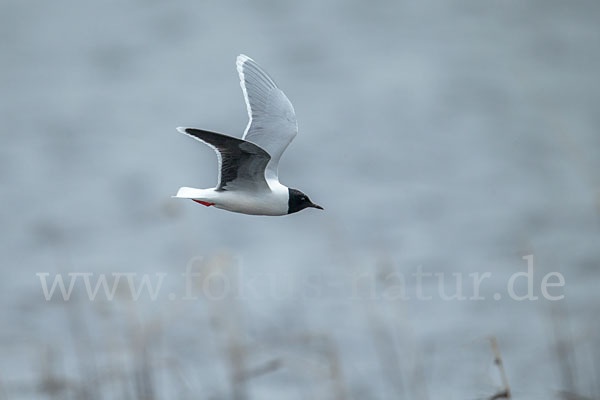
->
[{"left": 192, "top": 200, "right": 215, "bottom": 207}]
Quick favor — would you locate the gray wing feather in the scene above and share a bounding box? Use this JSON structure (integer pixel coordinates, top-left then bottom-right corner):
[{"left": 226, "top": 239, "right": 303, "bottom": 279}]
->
[
  {"left": 178, "top": 128, "right": 271, "bottom": 191},
  {"left": 236, "top": 55, "right": 298, "bottom": 181}
]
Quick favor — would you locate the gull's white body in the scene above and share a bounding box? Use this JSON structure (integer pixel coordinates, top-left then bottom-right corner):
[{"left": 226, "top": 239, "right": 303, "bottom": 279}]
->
[
  {"left": 175, "top": 180, "right": 290, "bottom": 216},
  {"left": 173, "top": 54, "right": 305, "bottom": 216}
]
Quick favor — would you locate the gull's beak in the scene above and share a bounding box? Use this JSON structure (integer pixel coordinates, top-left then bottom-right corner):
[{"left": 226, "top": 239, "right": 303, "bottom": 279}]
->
[{"left": 310, "top": 203, "right": 324, "bottom": 210}]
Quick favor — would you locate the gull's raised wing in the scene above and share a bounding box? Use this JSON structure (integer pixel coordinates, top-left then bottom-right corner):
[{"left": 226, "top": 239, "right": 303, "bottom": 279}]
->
[
  {"left": 236, "top": 54, "right": 298, "bottom": 182},
  {"left": 177, "top": 127, "right": 271, "bottom": 192}
]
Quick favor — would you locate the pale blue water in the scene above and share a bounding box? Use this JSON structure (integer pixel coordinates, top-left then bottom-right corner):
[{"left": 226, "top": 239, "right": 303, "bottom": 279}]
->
[{"left": 1, "top": 0, "right": 599, "bottom": 398}]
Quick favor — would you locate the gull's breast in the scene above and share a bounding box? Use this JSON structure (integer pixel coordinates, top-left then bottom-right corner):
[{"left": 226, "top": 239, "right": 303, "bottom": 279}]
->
[{"left": 214, "top": 186, "right": 289, "bottom": 216}]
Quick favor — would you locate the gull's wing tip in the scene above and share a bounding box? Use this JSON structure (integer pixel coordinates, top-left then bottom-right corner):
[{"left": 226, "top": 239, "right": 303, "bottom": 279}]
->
[
  {"left": 176, "top": 127, "right": 189, "bottom": 134},
  {"left": 237, "top": 54, "right": 252, "bottom": 64},
  {"left": 236, "top": 54, "right": 256, "bottom": 72}
]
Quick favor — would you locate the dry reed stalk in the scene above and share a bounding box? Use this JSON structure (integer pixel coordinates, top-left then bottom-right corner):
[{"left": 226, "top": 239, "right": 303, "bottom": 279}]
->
[{"left": 489, "top": 337, "right": 511, "bottom": 400}]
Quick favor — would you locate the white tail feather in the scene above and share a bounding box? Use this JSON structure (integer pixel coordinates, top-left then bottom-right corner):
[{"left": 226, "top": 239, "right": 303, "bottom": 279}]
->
[{"left": 173, "top": 187, "right": 213, "bottom": 199}]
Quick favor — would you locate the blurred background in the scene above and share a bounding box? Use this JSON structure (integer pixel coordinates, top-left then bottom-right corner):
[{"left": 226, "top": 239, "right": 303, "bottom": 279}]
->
[{"left": 1, "top": 0, "right": 599, "bottom": 399}]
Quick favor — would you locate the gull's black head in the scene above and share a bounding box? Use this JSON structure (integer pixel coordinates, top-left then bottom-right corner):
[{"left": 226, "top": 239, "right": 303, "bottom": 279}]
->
[{"left": 287, "top": 188, "right": 323, "bottom": 214}]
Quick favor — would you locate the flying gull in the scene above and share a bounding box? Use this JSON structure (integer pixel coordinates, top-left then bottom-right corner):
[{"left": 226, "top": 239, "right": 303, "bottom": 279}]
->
[{"left": 174, "top": 54, "right": 323, "bottom": 216}]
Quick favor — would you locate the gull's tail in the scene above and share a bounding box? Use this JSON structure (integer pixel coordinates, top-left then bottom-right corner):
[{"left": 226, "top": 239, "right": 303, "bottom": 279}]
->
[{"left": 172, "top": 187, "right": 214, "bottom": 199}]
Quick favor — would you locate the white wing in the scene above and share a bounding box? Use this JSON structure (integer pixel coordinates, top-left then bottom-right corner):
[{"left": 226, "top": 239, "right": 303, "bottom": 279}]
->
[{"left": 236, "top": 54, "right": 298, "bottom": 182}]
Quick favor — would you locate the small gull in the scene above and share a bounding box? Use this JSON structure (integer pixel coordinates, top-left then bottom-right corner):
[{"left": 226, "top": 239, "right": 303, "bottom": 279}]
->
[{"left": 174, "top": 54, "right": 323, "bottom": 216}]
